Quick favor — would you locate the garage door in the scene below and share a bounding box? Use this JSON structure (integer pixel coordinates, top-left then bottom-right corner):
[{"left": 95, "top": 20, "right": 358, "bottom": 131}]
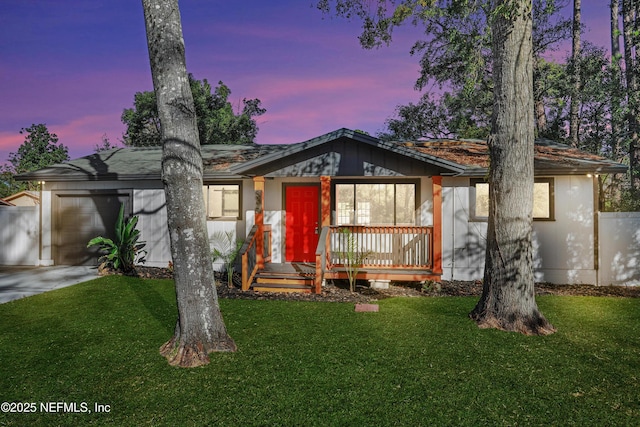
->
[{"left": 53, "top": 191, "right": 131, "bottom": 265}]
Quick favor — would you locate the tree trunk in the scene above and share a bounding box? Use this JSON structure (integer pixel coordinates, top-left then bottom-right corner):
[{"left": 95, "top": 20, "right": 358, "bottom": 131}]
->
[
  {"left": 569, "top": 0, "right": 581, "bottom": 147},
  {"left": 612, "top": 0, "right": 621, "bottom": 58},
  {"left": 611, "top": 0, "right": 623, "bottom": 159},
  {"left": 622, "top": 0, "right": 639, "bottom": 191},
  {"left": 534, "top": 99, "right": 547, "bottom": 134},
  {"left": 142, "top": 0, "right": 236, "bottom": 367},
  {"left": 469, "top": 0, "right": 555, "bottom": 335}
]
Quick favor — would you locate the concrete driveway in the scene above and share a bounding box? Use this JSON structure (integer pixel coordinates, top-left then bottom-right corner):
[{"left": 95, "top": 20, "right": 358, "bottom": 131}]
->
[{"left": 0, "top": 266, "right": 99, "bottom": 304}]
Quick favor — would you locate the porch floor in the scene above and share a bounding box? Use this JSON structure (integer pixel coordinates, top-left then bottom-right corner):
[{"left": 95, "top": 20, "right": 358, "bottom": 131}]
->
[{"left": 261, "top": 262, "right": 316, "bottom": 276}]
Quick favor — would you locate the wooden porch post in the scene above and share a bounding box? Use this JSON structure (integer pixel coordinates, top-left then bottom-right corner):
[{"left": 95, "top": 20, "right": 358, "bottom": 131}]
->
[
  {"left": 432, "top": 176, "right": 443, "bottom": 276},
  {"left": 316, "top": 176, "right": 331, "bottom": 294},
  {"left": 320, "top": 176, "right": 331, "bottom": 227},
  {"left": 253, "top": 176, "right": 265, "bottom": 270}
]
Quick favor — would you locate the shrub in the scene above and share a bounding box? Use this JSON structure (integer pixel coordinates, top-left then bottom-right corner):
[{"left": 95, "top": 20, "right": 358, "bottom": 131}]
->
[
  {"left": 211, "top": 230, "right": 243, "bottom": 288},
  {"left": 87, "top": 203, "right": 146, "bottom": 273},
  {"left": 336, "top": 228, "right": 372, "bottom": 292}
]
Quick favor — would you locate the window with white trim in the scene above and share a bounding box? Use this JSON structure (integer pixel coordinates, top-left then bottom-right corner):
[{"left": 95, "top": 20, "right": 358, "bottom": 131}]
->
[
  {"left": 471, "top": 178, "right": 554, "bottom": 221},
  {"left": 202, "top": 184, "right": 241, "bottom": 219}
]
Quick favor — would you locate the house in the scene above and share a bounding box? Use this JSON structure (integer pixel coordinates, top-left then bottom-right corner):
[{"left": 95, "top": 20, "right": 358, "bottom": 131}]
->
[
  {"left": 1, "top": 190, "right": 40, "bottom": 207},
  {"left": 16, "top": 128, "right": 631, "bottom": 290}
]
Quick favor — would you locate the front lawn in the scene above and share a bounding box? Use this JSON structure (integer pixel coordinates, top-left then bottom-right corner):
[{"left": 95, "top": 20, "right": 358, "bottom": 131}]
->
[{"left": 0, "top": 276, "right": 638, "bottom": 426}]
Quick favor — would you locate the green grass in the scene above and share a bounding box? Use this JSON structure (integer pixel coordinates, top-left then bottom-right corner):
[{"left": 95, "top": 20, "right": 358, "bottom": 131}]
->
[{"left": 0, "top": 277, "right": 639, "bottom": 426}]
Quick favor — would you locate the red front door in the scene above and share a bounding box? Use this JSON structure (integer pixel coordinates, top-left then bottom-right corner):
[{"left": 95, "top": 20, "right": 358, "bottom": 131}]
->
[{"left": 285, "top": 185, "right": 320, "bottom": 262}]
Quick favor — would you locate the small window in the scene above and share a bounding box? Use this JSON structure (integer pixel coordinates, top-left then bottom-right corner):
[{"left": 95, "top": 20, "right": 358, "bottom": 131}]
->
[
  {"left": 471, "top": 178, "right": 554, "bottom": 221},
  {"left": 203, "top": 184, "right": 241, "bottom": 219}
]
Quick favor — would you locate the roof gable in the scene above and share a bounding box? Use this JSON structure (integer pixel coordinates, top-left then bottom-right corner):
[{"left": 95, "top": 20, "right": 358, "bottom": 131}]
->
[{"left": 233, "top": 128, "right": 464, "bottom": 177}]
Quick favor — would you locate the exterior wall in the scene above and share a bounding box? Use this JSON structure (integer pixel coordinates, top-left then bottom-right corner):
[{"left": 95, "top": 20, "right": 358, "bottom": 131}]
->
[
  {"left": 441, "top": 175, "right": 597, "bottom": 284},
  {"left": 533, "top": 176, "right": 596, "bottom": 284},
  {"left": 0, "top": 206, "right": 39, "bottom": 265},
  {"left": 599, "top": 212, "right": 640, "bottom": 286},
  {"left": 31, "top": 174, "right": 640, "bottom": 286},
  {"left": 133, "top": 183, "right": 251, "bottom": 270},
  {"left": 40, "top": 191, "right": 53, "bottom": 265},
  {"left": 418, "top": 177, "right": 434, "bottom": 226},
  {"left": 134, "top": 189, "right": 170, "bottom": 268},
  {"left": 441, "top": 178, "right": 487, "bottom": 281}
]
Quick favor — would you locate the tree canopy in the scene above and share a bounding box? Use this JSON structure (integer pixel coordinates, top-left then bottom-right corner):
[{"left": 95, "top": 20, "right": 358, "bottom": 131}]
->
[
  {"left": 121, "top": 75, "right": 266, "bottom": 146},
  {"left": 0, "top": 124, "right": 69, "bottom": 197},
  {"left": 375, "top": 0, "right": 572, "bottom": 141}
]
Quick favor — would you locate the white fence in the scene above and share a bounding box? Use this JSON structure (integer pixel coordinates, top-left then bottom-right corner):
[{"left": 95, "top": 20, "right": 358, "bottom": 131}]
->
[
  {"left": 599, "top": 212, "right": 640, "bottom": 286},
  {"left": 0, "top": 206, "right": 38, "bottom": 266}
]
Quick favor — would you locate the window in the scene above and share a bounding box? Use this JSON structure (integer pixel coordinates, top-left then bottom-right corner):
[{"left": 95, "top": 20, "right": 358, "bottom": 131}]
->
[
  {"left": 335, "top": 182, "right": 416, "bottom": 225},
  {"left": 471, "top": 178, "right": 554, "bottom": 221},
  {"left": 202, "top": 184, "right": 241, "bottom": 219}
]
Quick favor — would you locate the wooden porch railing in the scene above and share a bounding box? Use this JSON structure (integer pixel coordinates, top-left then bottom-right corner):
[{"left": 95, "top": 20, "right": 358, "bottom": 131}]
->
[
  {"left": 328, "top": 225, "right": 433, "bottom": 269},
  {"left": 242, "top": 224, "right": 432, "bottom": 293},
  {"left": 240, "top": 224, "right": 271, "bottom": 291}
]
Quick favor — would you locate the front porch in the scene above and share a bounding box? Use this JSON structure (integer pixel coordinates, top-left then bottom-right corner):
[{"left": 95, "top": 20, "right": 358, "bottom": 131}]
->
[
  {"left": 240, "top": 224, "right": 442, "bottom": 294},
  {"left": 238, "top": 175, "right": 443, "bottom": 294}
]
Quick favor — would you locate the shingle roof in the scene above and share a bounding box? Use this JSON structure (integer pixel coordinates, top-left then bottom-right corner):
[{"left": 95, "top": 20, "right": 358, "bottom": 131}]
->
[
  {"left": 16, "top": 129, "right": 627, "bottom": 181},
  {"left": 403, "top": 138, "right": 628, "bottom": 176}
]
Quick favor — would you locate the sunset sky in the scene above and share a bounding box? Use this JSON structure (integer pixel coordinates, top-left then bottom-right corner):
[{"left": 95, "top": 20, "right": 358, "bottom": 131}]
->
[{"left": 0, "top": 1, "right": 611, "bottom": 164}]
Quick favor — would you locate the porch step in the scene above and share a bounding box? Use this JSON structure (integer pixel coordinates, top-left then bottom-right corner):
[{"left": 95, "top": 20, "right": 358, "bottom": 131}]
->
[
  {"left": 252, "top": 265, "right": 316, "bottom": 293},
  {"left": 251, "top": 283, "right": 314, "bottom": 294}
]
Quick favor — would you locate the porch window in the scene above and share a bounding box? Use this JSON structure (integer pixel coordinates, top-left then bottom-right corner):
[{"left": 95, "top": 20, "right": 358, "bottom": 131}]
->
[
  {"left": 335, "top": 182, "right": 416, "bottom": 225},
  {"left": 203, "top": 184, "right": 241, "bottom": 219},
  {"left": 471, "top": 178, "right": 554, "bottom": 221}
]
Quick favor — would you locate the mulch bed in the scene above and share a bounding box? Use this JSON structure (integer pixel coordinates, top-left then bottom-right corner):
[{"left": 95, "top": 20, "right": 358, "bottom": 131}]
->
[{"left": 122, "top": 266, "right": 640, "bottom": 303}]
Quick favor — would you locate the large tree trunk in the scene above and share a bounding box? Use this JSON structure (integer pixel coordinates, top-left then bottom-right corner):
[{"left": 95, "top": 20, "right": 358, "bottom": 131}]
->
[
  {"left": 142, "top": 0, "right": 236, "bottom": 367},
  {"left": 569, "top": 0, "right": 581, "bottom": 147},
  {"left": 469, "top": 0, "right": 555, "bottom": 335},
  {"left": 622, "top": 0, "right": 639, "bottom": 191}
]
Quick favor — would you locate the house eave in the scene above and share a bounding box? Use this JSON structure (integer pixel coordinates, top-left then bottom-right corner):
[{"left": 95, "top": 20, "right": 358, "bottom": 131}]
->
[{"left": 457, "top": 165, "right": 628, "bottom": 177}]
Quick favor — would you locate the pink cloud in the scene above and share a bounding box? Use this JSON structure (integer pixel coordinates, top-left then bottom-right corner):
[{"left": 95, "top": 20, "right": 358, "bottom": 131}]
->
[
  {"left": 0, "top": 115, "right": 125, "bottom": 166},
  {"left": 0, "top": 132, "right": 24, "bottom": 166}
]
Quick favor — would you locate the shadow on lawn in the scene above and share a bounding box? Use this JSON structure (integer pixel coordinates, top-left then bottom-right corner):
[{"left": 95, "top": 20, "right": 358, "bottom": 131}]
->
[{"left": 128, "top": 277, "right": 176, "bottom": 333}]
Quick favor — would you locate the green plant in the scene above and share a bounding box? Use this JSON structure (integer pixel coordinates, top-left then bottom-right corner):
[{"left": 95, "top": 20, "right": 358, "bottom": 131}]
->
[
  {"left": 211, "top": 230, "right": 244, "bottom": 288},
  {"left": 87, "top": 203, "right": 146, "bottom": 273},
  {"left": 337, "top": 228, "right": 372, "bottom": 292},
  {"left": 422, "top": 279, "right": 442, "bottom": 293}
]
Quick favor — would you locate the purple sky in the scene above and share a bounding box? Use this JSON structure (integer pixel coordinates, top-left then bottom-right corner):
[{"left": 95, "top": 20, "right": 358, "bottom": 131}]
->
[{"left": 0, "top": 1, "right": 611, "bottom": 164}]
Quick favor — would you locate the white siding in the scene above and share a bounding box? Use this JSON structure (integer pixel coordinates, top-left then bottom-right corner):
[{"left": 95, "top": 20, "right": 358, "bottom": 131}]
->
[
  {"left": 0, "top": 206, "right": 38, "bottom": 265},
  {"left": 532, "top": 176, "right": 596, "bottom": 284},
  {"left": 441, "top": 176, "right": 597, "bottom": 284},
  {"left": 134, "top": 189, "right": 170, "bottom": 268},
  {"left": 599, "top": 212, "right": 640, "bottom": 286}
]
